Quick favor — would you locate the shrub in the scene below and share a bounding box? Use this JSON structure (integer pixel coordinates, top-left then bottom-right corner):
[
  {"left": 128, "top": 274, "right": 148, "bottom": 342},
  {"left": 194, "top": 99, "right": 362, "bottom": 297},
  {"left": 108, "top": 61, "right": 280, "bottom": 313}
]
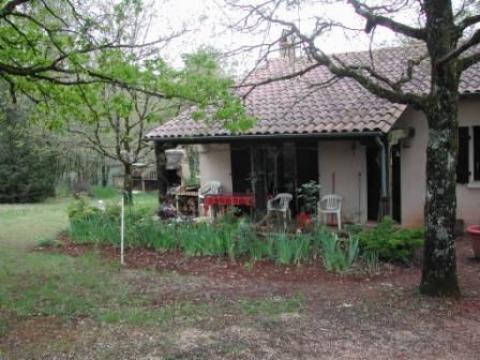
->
[
  {"left": 68, "top": 196, "right": 101, "bottom": 221},
  {"left": 66, "top": 200, "right": 363, "bottom": 269},
  {"left": 317, "top": 231, "right": 359, "bottom": 273},
  {"left": 268, "top": 233, "right": 311, "bottom": 265},
  {"left": 0, "top": 103, "right": 58, "bottom": 203},
  {"left": 68, "top": 198, "right": 158, "bottom": 247},
  {"left": 297, "top": 180, "right": 321, "bottom": 214},
  {"left": 355, "top": 217, "right": 423, "bottom": 263},
  {"left": 362, "top": 250, "right": 380, "bottom": 275}
]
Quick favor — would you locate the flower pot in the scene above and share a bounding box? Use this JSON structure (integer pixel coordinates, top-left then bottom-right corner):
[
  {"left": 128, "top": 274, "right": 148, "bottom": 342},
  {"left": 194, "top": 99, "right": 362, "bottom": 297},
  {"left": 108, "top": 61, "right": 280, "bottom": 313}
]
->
[
  {"left": 296, "top": 212, "right": 312, "bottom": 229},
  {"left": 466, "top": 225, "right": 480, "bottom": 259}
]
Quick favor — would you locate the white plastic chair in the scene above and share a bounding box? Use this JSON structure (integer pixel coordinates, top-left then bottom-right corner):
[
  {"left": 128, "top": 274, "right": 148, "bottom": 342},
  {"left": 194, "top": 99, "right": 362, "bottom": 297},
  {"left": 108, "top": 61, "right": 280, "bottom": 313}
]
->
[
  {"left": 198, "top": 181, "right": 222, "bottom": 217},
  {"left": 267, "top": 193, "right": 293, "bottom": 231},
  {"left": 319, "top": 194, "right": 343, "bottom": 230}
]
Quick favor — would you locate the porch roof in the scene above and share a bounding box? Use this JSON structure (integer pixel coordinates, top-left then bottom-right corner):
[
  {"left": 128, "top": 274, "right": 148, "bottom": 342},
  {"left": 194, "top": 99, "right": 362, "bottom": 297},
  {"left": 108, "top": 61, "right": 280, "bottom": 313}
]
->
[{"left": 147, "top": 45, "right": 480, "bottom": 142}]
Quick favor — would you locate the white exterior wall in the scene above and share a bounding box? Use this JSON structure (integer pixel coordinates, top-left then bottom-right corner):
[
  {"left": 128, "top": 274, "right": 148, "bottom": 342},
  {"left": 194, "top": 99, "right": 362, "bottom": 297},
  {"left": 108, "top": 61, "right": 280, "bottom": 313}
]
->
[
  {"left": 198, "top": 144, "right": 233, "bottom": 192},
  {"left": 395, "top": 98, "right": 480, "bottom": 227},
  {"left": 318, "top": 141, "right": 368, "bottom": 224}
]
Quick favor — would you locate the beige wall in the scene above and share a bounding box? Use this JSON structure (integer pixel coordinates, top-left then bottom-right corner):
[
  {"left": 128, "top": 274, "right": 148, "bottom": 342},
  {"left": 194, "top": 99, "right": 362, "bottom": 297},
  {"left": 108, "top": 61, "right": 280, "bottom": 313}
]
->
[
  {"left": 394, "top": 98, "right": 480, "bottom": 227},
  {"left": 318, "top": 141, "right": 368, "bottom": 224},
  {"left": 198, "top": 143, "right": 233, "bottom": 192}
]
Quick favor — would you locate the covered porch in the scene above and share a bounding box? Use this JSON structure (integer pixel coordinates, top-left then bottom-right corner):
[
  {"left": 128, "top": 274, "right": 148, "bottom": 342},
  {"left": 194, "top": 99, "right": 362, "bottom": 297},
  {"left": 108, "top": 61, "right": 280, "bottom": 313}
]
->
[{"left": 154, "top": 132, "right": 395, "bottom": 226}]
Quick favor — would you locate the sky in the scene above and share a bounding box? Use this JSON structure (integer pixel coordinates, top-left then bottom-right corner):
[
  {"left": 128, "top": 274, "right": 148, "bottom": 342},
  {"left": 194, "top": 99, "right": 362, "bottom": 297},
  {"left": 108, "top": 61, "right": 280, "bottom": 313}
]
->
[{"left": 150, "top": 0, "right": 417, "bottom": 76}]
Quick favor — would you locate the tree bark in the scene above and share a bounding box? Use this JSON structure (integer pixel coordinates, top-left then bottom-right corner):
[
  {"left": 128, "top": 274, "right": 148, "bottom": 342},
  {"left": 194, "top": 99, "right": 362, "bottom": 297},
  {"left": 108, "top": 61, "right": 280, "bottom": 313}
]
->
[
  {"left": 420, "top": 0, "right": 461, "bottom": 297},
  {"left": 123, "top": 162, "right": 133, "bottom": 205},
  {"left": 155, "top": 142, "right": 172, "bottom": 204},
  {"left": 101, "top": 162, "right": 109, "bottom": 187},
  {"left": 420, "top": 101, "right": 461, "bottom": 297}
]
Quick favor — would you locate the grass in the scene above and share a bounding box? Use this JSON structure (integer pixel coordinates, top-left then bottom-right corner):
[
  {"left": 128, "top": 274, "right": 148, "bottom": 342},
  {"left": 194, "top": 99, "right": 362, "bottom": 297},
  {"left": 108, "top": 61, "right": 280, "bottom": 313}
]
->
[
  {"left": 90, "top": 185, "right": 120, "bottom": 199},
  {"left": 237, "top": 294, "right": 304, "bottom": 316},
  {"left": 89, "top": 185, "right": 158, "bottom": 209},
  {"left": 0, "top": 198, "right": 475, "bottom": 359},
  {"left": 0, "top": 197, "right": 306, "bottom": 358},
  {"left": 37, "top": 237, "right": 63, "bottom": 248},
  {"left": 0, "top": 199, "right": 153, "bottom": 322},
  {"left": 98, "top": 301, "right": 218, "bottom": 327}
]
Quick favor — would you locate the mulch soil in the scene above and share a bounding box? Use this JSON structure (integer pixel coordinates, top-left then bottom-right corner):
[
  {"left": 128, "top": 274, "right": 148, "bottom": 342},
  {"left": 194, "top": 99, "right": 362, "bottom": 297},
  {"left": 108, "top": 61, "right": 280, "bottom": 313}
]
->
[{"left": 44, "top": 233, "right": 480, "bottom": 301}]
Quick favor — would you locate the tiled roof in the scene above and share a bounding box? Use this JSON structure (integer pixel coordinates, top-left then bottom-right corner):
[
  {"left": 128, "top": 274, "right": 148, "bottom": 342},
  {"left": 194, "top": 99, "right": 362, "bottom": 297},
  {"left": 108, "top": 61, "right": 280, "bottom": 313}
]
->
[{"left": 146, "top": 45, "right": 480, "bottom": 140}]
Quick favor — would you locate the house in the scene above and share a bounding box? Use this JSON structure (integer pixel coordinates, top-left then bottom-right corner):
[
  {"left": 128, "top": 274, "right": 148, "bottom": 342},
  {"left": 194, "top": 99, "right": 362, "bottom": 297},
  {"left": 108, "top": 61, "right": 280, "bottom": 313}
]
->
[{"left": 146, "top": 44, "right": 480, "bottom": 227}]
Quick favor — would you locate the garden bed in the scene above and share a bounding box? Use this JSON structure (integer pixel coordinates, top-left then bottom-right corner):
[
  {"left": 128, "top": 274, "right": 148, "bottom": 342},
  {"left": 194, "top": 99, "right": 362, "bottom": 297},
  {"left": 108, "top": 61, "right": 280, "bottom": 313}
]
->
[{"left": 45, "top": 232, "right": 419, "bottom": 285}]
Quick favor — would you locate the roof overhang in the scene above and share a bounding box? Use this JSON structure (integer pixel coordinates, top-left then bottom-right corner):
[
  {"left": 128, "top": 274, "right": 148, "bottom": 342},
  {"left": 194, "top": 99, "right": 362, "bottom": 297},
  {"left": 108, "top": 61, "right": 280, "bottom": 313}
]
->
[{"left": 147, "top": 131, "right": 386, "bottom": 145}]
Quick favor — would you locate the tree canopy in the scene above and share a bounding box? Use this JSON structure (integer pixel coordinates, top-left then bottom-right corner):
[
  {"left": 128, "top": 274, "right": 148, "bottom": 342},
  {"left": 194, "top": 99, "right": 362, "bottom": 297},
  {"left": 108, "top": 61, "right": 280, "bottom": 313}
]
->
[
  {"left": 0, "top": 91, "right": 58, "bottom": 203},
  {"left": 0, "top": 0, "right": 254, "bottom": 131}
]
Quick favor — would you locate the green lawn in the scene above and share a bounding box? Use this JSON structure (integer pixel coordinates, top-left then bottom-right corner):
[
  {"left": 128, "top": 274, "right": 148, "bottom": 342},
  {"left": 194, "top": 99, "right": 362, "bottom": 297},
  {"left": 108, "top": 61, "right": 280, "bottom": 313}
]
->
[
  {"left": 0, "top": 195, "right": 303, "bottom": 359},
  {"left": 89, "top": 185, "right": 159, "bottom": 208},
  {"left": 1, "top": 193, "right": 477, "bottom": 359}
]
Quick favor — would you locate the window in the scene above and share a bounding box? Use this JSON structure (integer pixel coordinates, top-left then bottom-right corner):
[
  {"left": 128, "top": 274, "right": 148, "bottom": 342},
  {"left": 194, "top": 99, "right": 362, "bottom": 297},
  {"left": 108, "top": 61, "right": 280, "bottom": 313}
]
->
[
  {"left": 457, "top": 127, "right": 469, "bottom": 183},
  {"left": 457, "top": 126, "right": 480, "bottom": 184},
  {"left": 474, "top": 127, "right": 480, "bottom": 181}
]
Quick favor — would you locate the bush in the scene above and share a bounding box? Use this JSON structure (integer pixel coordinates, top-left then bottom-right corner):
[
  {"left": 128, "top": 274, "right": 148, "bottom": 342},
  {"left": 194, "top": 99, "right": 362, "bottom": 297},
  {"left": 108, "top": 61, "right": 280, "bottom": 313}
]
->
[
  {"left": 68, "top": 198, "right": 157, "bottom": 246},
  {"left": 355, "top": 217, "right": 423, "bottom": 263},
  {"left": 0, "top": 102, "right": 58, "bottom": 203},
  {"left": 67, "top": 200, "right": 363, "bottom": 270},
  {"left": 315, "top": 231, "right": 359, "bottom": 273},
  {"left": 266, "top": 233, "right": 311, "bottom": 265}
]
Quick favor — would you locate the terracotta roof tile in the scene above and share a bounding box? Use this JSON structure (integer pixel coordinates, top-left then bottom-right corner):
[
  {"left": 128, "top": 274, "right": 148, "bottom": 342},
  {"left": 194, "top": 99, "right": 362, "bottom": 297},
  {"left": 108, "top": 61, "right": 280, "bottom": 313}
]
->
[{"left": 147, "top": 45, "right": 480, "bottom": 140}]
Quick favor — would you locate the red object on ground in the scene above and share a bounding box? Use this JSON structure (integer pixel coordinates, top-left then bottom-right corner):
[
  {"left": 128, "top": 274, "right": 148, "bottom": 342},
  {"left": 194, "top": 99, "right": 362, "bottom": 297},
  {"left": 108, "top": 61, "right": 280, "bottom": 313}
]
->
[
  {"left": 466, "top": 225, "right": 480, "bottom": 258},
  {"left": 296, "top": 212, "right": 312, "bottom": 228},
  {"left": 203, "top": 193, "right": 255, "bottom": 212}
]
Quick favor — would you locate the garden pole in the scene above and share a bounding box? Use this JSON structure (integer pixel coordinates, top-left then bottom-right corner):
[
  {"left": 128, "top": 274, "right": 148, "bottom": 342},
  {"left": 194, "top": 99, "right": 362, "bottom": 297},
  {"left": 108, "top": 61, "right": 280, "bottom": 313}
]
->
[{"left": 121, "top": 195, "right": 125, "bottom": 265}]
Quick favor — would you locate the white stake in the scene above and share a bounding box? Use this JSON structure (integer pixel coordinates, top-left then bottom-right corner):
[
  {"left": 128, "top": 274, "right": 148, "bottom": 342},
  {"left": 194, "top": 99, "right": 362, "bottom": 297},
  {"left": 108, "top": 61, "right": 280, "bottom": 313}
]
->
[{"left": 120, "top": 195, "right": 125, "bottom": 265}]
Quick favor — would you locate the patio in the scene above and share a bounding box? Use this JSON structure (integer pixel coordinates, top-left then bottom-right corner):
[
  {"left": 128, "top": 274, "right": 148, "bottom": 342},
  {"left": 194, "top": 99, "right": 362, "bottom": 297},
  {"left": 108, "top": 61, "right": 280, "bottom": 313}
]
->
[{"left": 156, "top": 135, "right": 391, "bottom": 231}]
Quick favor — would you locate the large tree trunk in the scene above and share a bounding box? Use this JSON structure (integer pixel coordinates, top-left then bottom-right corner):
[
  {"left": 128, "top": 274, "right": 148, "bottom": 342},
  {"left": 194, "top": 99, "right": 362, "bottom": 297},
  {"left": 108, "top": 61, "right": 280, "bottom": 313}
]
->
[
  {"left": 123, "top": 162, "right": 133, "bottom": 205},
  {"left": 420, "top": 0, "right": 460, "bottom": 297},
  {"left": 420, "top": 100, "right": 461, "bottom": 297}
]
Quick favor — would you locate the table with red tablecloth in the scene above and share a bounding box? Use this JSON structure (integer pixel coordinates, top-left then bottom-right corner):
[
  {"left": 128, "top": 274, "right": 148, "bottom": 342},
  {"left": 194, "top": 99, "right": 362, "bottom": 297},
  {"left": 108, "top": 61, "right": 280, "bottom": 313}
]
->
[{"left": 203, "top": 193, "right": 255, "bottom": 213}]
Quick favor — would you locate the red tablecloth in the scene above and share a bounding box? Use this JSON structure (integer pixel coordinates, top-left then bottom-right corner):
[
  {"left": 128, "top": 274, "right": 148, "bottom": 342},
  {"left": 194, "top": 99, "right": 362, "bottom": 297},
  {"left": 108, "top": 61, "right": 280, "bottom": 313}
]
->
[{"left": 203, "top": 193, "right": 255, "bottom": 211}]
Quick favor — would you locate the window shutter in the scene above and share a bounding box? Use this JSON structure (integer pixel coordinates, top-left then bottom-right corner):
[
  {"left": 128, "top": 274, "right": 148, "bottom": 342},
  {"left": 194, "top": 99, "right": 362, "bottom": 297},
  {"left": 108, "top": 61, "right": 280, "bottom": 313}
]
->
[
  {"left": 457, "top": 127, "right": 470, "bottom": 184},
  {"left": 474, "top": 127, "right": 480, "bottom": 181}
]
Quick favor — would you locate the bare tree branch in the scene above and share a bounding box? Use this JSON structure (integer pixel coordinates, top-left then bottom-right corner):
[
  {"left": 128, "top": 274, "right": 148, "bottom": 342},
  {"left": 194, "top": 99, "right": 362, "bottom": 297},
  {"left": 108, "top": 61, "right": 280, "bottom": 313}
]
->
[
  {"left": 439, "top": 28, "right": 480, "bottom": 66},
  {"left": 458, "top": 14, "right": 480, "bottom": 31},
  {"left": 0, "top": 0, "right": 29, "bottom": 17},
  {"left": 239, "top": 4, "right": 426, "bottom": 107},
  {"left": 348, "top": 0, "right": 426, "bottom": 39}
]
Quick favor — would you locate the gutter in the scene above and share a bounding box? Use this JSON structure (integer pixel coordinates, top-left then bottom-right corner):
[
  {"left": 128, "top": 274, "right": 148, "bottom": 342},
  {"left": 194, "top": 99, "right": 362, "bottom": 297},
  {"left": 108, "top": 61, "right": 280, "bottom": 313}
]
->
[
  {"left": 146, "top": 131, "right": 387, "bottom": 144},
  {"left": 375, "top": 135, "right": 388, "bottom": 198},
  {"left": 375, "top": 135, "right": 389, "bottom": 219}
]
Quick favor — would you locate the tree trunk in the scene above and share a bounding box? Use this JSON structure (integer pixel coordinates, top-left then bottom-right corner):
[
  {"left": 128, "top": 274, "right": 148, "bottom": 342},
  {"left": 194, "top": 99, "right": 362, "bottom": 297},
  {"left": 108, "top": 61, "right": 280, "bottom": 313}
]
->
[
  {"left": 418, "top": 0, "right": 461, "bottom": 297},
  {"left": 420, "top": 1, "right": 461, "bottom": 295},
  {"left": 420, "top": 103, "right": 461, "bottom": 297},
  {"left": 123, "top": 162, "right": 133, "bottom": 205},
  {"left": 101, "top": 163, "right": 109, "bottom": 187},
  {"left": 155, "top": 142, "right": 171, "bottom": 204}
]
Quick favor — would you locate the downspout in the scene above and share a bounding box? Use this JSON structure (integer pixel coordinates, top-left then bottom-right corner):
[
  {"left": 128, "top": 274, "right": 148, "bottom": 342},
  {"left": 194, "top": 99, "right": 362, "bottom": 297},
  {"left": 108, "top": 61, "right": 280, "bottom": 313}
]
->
[{"left": 375, "top": 135, "right": 389, "bottom": 219}]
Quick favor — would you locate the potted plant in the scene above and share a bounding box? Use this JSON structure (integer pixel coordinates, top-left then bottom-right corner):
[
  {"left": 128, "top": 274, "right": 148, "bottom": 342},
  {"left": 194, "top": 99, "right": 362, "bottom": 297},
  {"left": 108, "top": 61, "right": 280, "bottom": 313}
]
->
[
  {"left": 297, "top": 180, "right": 321, "bottom": 228},
  {"left": 466, "top": 225, "right": 480, "bottom": 259}
]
